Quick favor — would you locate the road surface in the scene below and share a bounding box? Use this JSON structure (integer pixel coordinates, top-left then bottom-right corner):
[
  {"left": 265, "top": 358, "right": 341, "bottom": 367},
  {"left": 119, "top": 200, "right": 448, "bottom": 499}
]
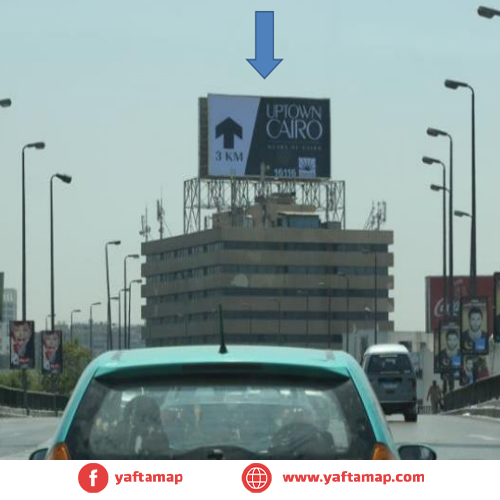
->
[
  {"left": 388, "top": 414, "right": 500, "bottom": 459},
  {"left": 1, "top": 414, "right": 499, "bottom": 459},
  {"left": 0, "top": 418, "right": 60, "bottom": 459}
]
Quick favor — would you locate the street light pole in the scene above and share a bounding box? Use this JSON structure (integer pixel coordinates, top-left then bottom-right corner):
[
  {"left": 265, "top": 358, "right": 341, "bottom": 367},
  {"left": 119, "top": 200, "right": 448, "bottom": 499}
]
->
[
  {"left": 363, "top": 249, "right": 378, "bottom": 344},
  {"left": 20, "top": 141, "right": 45, "bottom": 415},
  {"left": 50, "top": 174, "right": 72, "bottom": 336},
  {"left": 427, "top": 129, "right": 455, "bottom": 316},
  {"left": 119, "top": 288, "right": 128, "bottom": 349},
  {"left": 455, "top": 210, "right": 472, "bottom": 220},
  {"left": 445, "top": 79, "right": 477, "bottom": 297},
  {"left": 242, "top": 303, "right": 252, "bottom": 336},
  {"left": 45, "top": 314, "right": 54, "bottom": 331},
  {"left": 346, "top": 278, "right": 350, "bottom": 352},
  {"left": 275, "top": 298, "right": 282, "bottom": 345},
  {"left": 105, "top": 240, "right": 121, "bottom": 350},
  {"left": 70, "top": 309, "right": 81, "bottom": 342},
  {"left": 318, "top": 282, "right": 331, "bottom": 349},
  {"left": 128, "top": 279, "right": 142, "bottom": 349},
  {"left": 374, "top": 253, "right": 378, "bottom": 344},
  {"left": 423, "top": 157, "right": 448, "bottom": 317},
  {"left": 49, "top": 172, "right": 71, "bottom": 417},
  {"left": 431, "top": 182, "right": 452, "bottom": 324},
  {"left": 124, "top": 254, "right": 139, "bottom": 349},
  {"left": 111, "top": 296, "right": 120, "bottom": 348},
  {"left": 22, "top": 142, "right": 45, "bottom": 321},
  {"left": 454, "top": 210, "right": 473, "bottom": 297},
  {"left": 478, "top": 6, "right": 500, "bottom": 18},
  {"left": 89, "top": 302, "right": 101, "bottom": 357},
  {"left": 298, "top": 291, "right": 310, "bottom": 347},
  {"left": 338, "top": 273, "right": 350, "bottom": 353},
  {"left": 471, "top": 88, "right": 476, "bottom": 295},
  {"left": 364, "top": 306, "right": 374, "bottom": 351}
]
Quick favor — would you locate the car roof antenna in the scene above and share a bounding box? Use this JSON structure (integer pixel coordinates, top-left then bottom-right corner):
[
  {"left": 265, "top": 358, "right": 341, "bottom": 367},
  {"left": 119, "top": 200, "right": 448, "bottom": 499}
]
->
[{"left": 218, "top": 303, "right": 228, "bottom": 354}]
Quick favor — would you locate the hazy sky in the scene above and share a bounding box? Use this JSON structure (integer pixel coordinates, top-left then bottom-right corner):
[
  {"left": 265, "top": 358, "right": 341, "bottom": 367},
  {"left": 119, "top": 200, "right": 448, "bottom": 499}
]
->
[{"left": 1, "top": 0, "right": 499, "bottom": 331}]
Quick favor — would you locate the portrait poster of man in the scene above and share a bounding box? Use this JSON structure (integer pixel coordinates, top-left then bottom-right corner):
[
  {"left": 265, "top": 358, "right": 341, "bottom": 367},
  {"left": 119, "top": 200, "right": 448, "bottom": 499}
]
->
[
  {"left": 494, "top": 273, "right": 500, "bottom": 343},
  {"left": 460, "top": 355, "right": 490, "bottom": 387},
  {"left": 439, "top": 322, "right": 461, "bottom": 372},
  {"left": 460, "top": 297, "right": 489, "bottom": 355},
  {"left": 460, "top": 355, "right": 476, "bottom": 386},
  {"left": 41, "top": 330, "right": 63, "bottom": 374},
  {"left": 9, "top": 321, "right": 35, "bottom": 369},
  {"left": 475, "top": 356, "right": 490, "bottom": 381}
]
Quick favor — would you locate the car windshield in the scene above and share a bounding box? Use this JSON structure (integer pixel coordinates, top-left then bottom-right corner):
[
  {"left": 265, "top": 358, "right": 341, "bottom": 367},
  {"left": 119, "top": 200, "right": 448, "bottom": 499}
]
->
[
  {"left": 367, "top": 354, "right": 413, "bottom": 374},
  {"left": 65, "top": 374, "right": 376, "bottom": 460}
]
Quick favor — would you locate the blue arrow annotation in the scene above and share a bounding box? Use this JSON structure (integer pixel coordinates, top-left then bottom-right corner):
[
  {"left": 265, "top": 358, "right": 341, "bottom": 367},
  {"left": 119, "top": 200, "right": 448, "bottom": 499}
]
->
[{"left": 247, "top": 11, "right": 283, "bottom": 79}]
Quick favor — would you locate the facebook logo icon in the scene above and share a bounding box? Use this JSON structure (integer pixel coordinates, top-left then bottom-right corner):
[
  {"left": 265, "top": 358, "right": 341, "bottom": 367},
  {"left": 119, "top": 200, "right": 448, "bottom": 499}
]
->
[
  {"left": 89, "top": 469, "right": 98, "bottom": 487},
  {"left": 79, "top": 463, "right": 109, "bottom": 493}
]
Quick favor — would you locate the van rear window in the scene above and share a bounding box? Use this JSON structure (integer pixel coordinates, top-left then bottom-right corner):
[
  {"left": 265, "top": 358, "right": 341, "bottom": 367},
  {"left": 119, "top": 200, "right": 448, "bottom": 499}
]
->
[{"left": 367, "top": 354, "right": 412, "bottom": 374}]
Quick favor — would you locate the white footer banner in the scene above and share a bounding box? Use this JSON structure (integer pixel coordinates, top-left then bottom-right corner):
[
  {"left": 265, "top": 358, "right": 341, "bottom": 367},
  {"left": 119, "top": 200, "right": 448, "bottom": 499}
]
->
[{"left": 0, "top": 461, "right": 493, "bottom": 498}]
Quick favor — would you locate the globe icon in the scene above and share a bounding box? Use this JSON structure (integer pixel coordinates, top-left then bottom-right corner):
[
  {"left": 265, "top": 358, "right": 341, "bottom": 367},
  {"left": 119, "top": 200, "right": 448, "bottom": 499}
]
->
[{"left": 246, "top": 467, "right": 268, "bottom": 490}]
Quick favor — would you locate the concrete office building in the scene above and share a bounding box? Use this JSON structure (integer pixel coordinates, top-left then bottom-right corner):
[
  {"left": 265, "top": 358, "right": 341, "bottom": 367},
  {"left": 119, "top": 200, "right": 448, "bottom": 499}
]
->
[{"left": 141, "top": 193, "right": 394, "bottom": 349}]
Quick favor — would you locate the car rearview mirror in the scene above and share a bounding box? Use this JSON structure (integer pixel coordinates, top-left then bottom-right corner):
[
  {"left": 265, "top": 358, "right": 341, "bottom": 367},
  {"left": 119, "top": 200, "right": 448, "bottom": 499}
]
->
[
  {"left": 29, "top": 448, "right": 48, "bottom": 460},
  {"left": 398, "top": 445, "right": 437, "bottom": 460}
]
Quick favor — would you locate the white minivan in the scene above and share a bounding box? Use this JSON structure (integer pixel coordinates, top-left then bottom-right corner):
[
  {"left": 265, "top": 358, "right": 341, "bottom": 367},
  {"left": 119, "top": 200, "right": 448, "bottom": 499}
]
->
[{"left": 362, "top": 344, "right": 417, "bottom": 422}]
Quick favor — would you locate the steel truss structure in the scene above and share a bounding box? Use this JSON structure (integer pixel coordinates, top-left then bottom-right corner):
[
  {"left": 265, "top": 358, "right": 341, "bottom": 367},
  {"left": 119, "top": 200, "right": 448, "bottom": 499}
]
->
[{"left": 184, "top": 177, "right": 346, "bottom": 234}]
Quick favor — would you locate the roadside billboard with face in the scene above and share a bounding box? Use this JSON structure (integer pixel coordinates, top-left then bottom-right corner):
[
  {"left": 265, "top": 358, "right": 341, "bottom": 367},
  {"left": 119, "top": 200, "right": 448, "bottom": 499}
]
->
[
  {"left": 10, "top": 321, "right": 35, "bottom": 369},
  {"left": 460, "top": 297, "right": 489, "bottom": 355},
  {"left": 41, "top": 330, "right": 63, "bottom": 374}
]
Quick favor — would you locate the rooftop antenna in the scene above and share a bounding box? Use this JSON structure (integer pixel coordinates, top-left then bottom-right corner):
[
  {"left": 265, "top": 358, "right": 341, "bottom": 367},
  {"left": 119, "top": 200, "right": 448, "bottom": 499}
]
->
[
  {"left": 139, "top": 206, "right": 151, "bottom": 242},
  {"left": 218, "top": 304, "right": 228, "bottom": 354},
  {"left": 364, "top": 201, "right": 387, "bottom": 231},
  {"left": 157, "top": 198, "right": 165, "bottom": 240}
]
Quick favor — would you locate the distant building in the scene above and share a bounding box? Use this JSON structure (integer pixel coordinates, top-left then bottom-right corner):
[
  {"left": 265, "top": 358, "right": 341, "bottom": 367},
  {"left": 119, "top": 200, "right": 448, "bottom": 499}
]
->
[
  {"left": 0, "top": 288, "right": 17, "bottom": 356},
  {"left": 141, "top": 193, "right": 394, "bottom": 349},
  {"left": 69, "top": 322, "right": 145, "bottom": 358}
]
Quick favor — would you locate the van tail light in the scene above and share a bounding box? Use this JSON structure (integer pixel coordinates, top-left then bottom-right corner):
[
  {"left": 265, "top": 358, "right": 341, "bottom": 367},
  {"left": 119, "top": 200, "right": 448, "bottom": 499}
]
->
[
  {"left": 371, "top": 443, "right": 395, "bottom": 460},
  {"left": 46, "top": 443, "right": 71, "bottom": 460}
]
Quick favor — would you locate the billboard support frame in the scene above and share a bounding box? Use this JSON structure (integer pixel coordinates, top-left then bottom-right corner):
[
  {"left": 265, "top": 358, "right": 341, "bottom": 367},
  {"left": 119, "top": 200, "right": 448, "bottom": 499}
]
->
[{"left": 183, "top": 177, "right": 346, "bottom": 234}]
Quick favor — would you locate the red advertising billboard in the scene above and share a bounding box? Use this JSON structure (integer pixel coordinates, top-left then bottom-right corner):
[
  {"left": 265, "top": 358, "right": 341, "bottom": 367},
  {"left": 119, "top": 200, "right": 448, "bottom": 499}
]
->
[{"left": 425, "top": 276, "right": 494, "bottom": 333}]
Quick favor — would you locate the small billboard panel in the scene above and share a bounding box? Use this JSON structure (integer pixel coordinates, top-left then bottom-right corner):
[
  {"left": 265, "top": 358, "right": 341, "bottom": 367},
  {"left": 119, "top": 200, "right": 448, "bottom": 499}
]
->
[
  {"left": 460, "top": 297, "right": 489, "bottom": 355},
  {"left": 9, "top": 321, "right": 35, "bottom": 369},
  {"left": 438, "top": 321, "right": 461, "bottom": 372},
  {"left": 460, "top": 355, "right": 490, "bottom": 386},
  {"left": 41, "top": 330, "right": 63, "bottom": 375}
]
